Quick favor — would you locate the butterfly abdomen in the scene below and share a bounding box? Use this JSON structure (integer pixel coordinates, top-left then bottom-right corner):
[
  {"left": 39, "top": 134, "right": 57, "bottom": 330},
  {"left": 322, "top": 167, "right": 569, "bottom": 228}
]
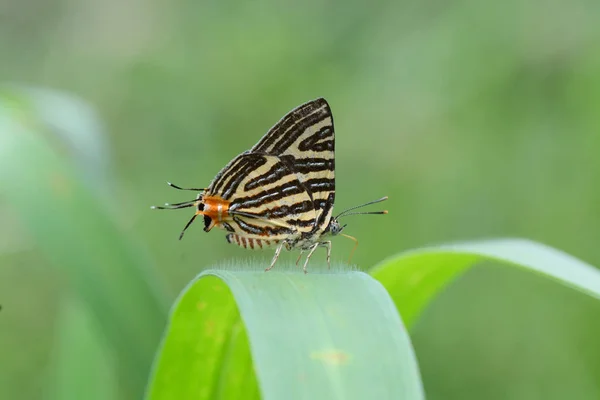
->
[{"left": 225, "top": 234, "right": 280, "bottom": 250}]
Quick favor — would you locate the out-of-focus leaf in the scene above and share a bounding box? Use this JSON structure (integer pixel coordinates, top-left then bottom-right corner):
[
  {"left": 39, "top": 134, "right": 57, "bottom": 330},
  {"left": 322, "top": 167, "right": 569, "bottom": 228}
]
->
[
  {"left": 371, "top": 239, "right": 600, "bottom": 330},
  {"left": 0, "top": 89, "right": 168, "bottom": 397},
  {"left": 146, "top": 264, "right": 424, "bottom": 400},
  {"left": 1, "top": 84, "right": 111, "bottom": 190},
  {"left": 47, "top": 299, "right": 118, "bottom": 400}
]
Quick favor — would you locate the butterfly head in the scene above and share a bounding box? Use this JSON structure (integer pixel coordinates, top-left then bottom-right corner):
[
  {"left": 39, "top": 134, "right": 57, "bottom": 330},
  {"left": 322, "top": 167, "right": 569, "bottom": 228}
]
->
[
  {"left": 151, "top": 183, "right": 224, "bottom": 239},
  {"left": 327, "top": 196, "right": 389, "bottom": 237},
  {"left": 328, "top": 218, "right": 347, "bottom": 236}
]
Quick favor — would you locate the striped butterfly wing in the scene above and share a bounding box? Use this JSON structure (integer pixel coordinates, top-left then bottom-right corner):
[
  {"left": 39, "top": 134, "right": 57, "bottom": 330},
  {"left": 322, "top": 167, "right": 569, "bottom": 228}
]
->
[
  {"left": 251, "top": 98, "right": 335, "bottom": 235},
  {"left": 206, "top": 153, "right": 318, "bottom": 242}
]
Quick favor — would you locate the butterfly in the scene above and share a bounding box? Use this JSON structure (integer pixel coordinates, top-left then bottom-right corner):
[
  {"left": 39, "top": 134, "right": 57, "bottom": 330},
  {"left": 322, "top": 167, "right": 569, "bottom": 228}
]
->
[{"left": 153, "top": 98, "right": 387, "bottom": 273}]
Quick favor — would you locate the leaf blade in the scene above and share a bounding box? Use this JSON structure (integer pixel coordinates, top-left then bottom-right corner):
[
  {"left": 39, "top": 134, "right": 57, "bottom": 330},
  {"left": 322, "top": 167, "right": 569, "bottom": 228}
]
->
[
  {"left": 371, "top": 238, "right": 600, "bottom": 330},
  {"left": 147, "top": 265, "right": 424, "bottom": 400}
]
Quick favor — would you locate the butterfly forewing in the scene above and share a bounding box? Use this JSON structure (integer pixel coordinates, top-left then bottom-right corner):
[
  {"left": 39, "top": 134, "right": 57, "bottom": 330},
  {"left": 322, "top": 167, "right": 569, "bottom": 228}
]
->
[{"left": 251, "top": 98, "right": 335, "bottom": 236}]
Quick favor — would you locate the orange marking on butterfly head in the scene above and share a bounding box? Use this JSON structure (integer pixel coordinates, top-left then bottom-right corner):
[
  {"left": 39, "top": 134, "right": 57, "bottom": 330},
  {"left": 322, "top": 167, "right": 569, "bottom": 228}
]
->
[{"left": 201, "top": 195, "right": 231, "bottom": 232}]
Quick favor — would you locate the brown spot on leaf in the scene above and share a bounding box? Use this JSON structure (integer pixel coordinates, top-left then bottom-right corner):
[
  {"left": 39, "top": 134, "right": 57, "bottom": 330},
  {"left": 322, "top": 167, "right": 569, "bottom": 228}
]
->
[
  {"left": 310, "top": 349, "right": 351, "bottom": 366},
  {"left": 204, "top": 319, "right": 215, "bottom": 336}
]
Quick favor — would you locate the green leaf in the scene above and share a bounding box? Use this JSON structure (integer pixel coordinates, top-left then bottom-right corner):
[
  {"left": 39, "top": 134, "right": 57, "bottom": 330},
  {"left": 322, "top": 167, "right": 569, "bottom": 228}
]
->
[
  {"left": 47, "top": 299, "right": 118, "bottom": 400},
  {"left": 146, "top": 264, "right": 424, "bottom": 400},
  {"left": 0, "top": 88, "right": 168, "bottom": 397},
  {"left": 371, "top": 239, "right": 600, "bottom": 330}
]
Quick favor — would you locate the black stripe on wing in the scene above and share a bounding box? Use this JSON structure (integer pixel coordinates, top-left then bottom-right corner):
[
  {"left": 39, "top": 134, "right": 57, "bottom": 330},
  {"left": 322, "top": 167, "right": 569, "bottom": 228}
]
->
[
  {"left": 210, "top": 152, "right": 249, "bottom": 194},
  {"left": 252, "top": 98, "right": 332, "bottom": 156},
  {"left": 231, "top": 177, "right": 334, "bottom": 210},
  {"left": 298, "top": 126, "right": 334, "bottom": 152},
  {"left": 244, "top": 156, "right": 334, "bottom": 191},
  {"left": 208, "top": 153, "right": 268, "bottom": 199}
]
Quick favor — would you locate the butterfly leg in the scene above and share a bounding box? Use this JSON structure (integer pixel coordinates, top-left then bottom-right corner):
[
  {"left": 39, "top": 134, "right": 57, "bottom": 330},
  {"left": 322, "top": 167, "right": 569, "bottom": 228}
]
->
[
  {"left": 265, "top": 242, "right": 286, "bottom": 272},
  {"left": 295, "top": 250, "right": 304, "bottom": 266},
  {"left": 302, "top": 243, "right": 321, "bottom": 274},
  {"left": 320, "top": 241, "right": 332, "bottom": 269}
]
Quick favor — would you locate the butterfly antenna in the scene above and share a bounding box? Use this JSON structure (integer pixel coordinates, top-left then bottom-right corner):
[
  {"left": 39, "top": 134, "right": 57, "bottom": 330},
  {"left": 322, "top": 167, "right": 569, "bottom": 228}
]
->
[
  {"left": 167, "top": 182, "right": 206, "bottom": 191},
  {"left": 151, "top": 199, "right": 198, "bottom": 210},
  {"left": 336, "top": 196, "right": 389, "bottom": 219},
  {"left": 337, "top": 210, "right": 388, "bottom": 218}
]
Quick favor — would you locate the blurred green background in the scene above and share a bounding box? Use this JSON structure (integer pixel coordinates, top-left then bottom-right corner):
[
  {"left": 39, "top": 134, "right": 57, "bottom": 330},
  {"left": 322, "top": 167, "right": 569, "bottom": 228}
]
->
[{"left": 2, "top": 0, "right": 600, "bottom": 399}]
